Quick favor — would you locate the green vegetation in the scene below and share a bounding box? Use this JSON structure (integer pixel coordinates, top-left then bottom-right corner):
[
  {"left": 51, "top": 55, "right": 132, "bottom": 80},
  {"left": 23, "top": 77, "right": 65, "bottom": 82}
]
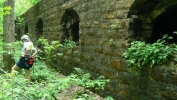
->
[
  {"left": 15, "top": 0, "right": 41, "bottom": 17},
  {"left": 63, "top": 39, "right": 77, "bottom": 50},
  {"left": 0, "top": 0, "right": 40, "bottom": 35},
  {"left": 0, "top": 5, "right": 11, "bottom": 34},
  {"left": 122, "top": 33, "right": 177, "bottom": 74},
  {"left": 0, "top": 60, "right": 110, "bottom": 99},
  {"left": 0, "top": 38, "right": 111, "bottom": 99},
  {"left": 37, "top": 38, "right": 63, "bottom": 62},
  {"left": 0, "top": 1, "right": 113, "bottom": 99}
]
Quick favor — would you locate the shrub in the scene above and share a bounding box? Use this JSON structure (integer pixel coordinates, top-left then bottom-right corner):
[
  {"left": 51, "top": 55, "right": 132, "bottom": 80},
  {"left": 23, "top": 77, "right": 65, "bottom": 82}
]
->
[{"left": 122, "top": 34, "right": 174, "bottom": 68}]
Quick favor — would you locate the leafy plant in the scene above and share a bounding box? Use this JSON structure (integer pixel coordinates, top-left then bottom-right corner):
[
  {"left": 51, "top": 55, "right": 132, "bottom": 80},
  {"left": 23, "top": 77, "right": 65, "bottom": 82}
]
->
[
  {"left": 0, "top": 5, "right": 11, "bottom": 35},
  {"left": 0, "top": 72, "right": 30, "bottom": 100},
  {"left": 63, "top": 39, "right": 77, "bottom": 50},
  {"left": 104, "top": 96, "right": 114, "bottom": 100},
  {"left": 2, "top": 6, "right": 11, "bottom": 15},
  {"left": 122, "top": 34, "right": 173, "bottom": 68},
  {"left": 72, "top": 68, "right": 109, "bottom": 90},
  {"left": 37, "top": 37, "right": 63, "bottom": 62},
  {"left": 15, "top": 17, "right": 24, "bottom": 26},
  {"left": 70, "top": 68, "right": 109, "bottom": 99}
]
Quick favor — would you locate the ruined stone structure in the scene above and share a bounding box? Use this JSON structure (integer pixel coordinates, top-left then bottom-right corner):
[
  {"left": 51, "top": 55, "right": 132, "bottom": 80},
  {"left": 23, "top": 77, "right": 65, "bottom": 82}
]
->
[{"left": 16, "top": 0, "right": 177, "bottom": 99}]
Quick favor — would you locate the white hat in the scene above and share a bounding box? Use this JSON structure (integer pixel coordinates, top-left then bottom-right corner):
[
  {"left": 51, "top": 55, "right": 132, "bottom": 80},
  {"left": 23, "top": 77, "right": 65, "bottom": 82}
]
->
[{"left": 21, "top": 35, "right": 30, "bottom": 41}]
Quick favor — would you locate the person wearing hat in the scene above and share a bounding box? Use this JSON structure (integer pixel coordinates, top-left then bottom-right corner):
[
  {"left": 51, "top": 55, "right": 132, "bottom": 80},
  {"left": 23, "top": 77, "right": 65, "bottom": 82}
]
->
[{"left": 12, "top": 34, "right": 38, "bottom": 85}]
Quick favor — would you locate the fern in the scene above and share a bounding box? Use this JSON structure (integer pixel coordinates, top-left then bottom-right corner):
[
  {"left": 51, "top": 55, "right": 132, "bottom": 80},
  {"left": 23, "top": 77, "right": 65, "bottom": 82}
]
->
[{"left": 74, "top": 67, "right": 86, "bottom": 78}]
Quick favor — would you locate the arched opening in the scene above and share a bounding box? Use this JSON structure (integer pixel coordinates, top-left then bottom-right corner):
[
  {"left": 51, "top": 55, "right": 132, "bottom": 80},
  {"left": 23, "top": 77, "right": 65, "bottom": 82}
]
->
[
  {"left": 15, "top": 19, "right": 21, "bottom": 40},
  {"left": 149, "top": 5, "right": 177, "bottom": 43},
  {"left": 35, "top": 18, "right": 43, "bottom": 39},
  {"left": 128, "top": 1, "right": 177, "bottom": 44},
  {"left": 25, "top": 23, "right": 28, "bottom": 34},
  {"left": 60, "top": 8, "right": 80, "bottom": 44},
  {"left": 15, "top": 28, "right": 21, "bottom": 40},
  {"left": 127, "top": 0, "right": 159, "bottom": 42}
]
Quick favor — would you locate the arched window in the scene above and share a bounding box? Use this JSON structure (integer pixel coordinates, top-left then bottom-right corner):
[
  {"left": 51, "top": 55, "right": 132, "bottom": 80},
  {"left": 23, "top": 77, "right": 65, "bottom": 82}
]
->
[
  {"left": 60, "top": 8, "right": 80, "bottom": 44},
  {"left": 35, "top": 18, "right": 43, "bottom": 39},
  {"left": 25, "top": 23, "right": 28, "bottom": 34}
]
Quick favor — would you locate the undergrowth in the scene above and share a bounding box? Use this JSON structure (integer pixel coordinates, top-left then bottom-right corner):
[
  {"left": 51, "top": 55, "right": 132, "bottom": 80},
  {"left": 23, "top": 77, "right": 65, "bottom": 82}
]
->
[
  {"left": 0, "top": 61, "right": 111, "bottom": 100},
  {"left": 122, "top": 33, "right": 177, "bottom": 74},
  {"left": 0, "top": 38, "right": 113, "bottom": 100}
]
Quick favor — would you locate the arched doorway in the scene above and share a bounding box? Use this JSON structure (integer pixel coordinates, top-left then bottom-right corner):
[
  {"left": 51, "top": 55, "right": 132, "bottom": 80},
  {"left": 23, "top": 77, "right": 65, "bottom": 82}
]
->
[
  {"left": 35, "top": 18, "right": 43, "bottom": 39},
  {"left": 60, "top": 8, "right": 80, "bottom": 44},
  {"left": 25, "top": 23, "right": 28, "bottom": 34},
  {"left": 15, "top": 28, "right": 21, "bottom": 40},
  {"left": 15, "top": 19, "right": 21, "bottom": 40}
]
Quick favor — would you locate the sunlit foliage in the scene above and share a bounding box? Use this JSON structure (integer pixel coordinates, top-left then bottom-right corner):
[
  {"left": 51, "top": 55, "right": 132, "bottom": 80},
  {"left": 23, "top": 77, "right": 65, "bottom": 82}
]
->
[
  {"left": 15, "top": 0, "right": 41, "bottom": 17},
  {"left": 0, "top": 0, "right": 41, "bottom": 34}
]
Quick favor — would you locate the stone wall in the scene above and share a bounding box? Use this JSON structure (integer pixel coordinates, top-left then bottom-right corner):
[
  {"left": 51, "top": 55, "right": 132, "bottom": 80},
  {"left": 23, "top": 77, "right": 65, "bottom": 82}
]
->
[{"left": 16, "top": 0, "right": 177, "bottom": 99}]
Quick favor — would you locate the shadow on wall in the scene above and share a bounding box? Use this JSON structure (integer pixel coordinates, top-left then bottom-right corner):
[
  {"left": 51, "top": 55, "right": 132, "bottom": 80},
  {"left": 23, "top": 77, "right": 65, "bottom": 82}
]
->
[{"left": 59, "top": 8, "right": 80, "bottom": 44}]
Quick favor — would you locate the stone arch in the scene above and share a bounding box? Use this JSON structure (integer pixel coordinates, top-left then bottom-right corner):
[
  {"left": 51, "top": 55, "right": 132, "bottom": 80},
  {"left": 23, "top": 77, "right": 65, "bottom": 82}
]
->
[
  {"left": 150, "top": 1, "right": 177, "bottom": 22},
  {"left": 60, "top": 8, "right": 80, "bottom": 44},
  {"left": 35, "top": 18, "right": 43, "bottom": 39},
  {"left": 128, "top": 0, "right": 177, "bottom": 43}
]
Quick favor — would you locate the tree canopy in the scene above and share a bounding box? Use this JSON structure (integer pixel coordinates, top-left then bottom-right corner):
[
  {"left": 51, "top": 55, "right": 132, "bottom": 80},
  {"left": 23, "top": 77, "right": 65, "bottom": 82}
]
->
[
  {"left": 0, "top": 0, "right": 41, "bottom": 34},
  {"left": 15, "top": 0, "right": 41, "bottom": 17}
]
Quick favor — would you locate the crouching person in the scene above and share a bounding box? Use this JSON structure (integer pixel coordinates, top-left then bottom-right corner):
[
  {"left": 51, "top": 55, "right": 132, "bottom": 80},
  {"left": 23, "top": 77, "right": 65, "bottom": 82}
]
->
[{"left": 12, "top": 35, "right": 38, "bottom": 85}]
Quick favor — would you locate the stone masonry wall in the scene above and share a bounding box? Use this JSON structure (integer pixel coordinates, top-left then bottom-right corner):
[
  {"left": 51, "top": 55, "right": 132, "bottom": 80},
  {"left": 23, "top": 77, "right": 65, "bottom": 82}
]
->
[{"left": 17, "top": 0, "right": 177, "bottom": 100}]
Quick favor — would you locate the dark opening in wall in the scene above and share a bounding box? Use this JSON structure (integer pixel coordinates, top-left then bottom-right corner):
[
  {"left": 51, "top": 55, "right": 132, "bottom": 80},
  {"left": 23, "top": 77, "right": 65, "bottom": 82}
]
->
[
  {"left": 15, "top": 19, "right": 21, "bottom": 40},
  {"left": 15, "top": 28, "right": 21, "bottom": 40},
  {"left": 35, "top": 18, "right": 43, "bottom": 39},
  {"left": 149, "top": 5, "right": 177, "bottom": 43},
  {"left": 25, "top": 23, "right": 28, "bottom": 34},
  {"left": 60, "top": 8, "right": 80, "bottom": 44}
]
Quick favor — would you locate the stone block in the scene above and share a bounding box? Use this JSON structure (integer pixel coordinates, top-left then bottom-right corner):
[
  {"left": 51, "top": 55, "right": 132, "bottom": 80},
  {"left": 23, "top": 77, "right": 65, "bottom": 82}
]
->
[
  {"left": 110, "top": 59, "right": 125, "bottom": 71},
  {"left": 106, "top": 1, "right": 117, "bottom": 12},
  {"left": 116, "top": 10, "right": 129, "bottom": 19},
  {"left": 107, "top": 12, "right": 116, "bottom": 19}
]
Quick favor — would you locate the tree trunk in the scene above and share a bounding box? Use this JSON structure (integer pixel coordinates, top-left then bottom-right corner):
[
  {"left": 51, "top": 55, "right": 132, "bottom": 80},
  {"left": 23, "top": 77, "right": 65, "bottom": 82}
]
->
[{"left": 3, "top": 0, "right": 15, "bottom": 72}]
